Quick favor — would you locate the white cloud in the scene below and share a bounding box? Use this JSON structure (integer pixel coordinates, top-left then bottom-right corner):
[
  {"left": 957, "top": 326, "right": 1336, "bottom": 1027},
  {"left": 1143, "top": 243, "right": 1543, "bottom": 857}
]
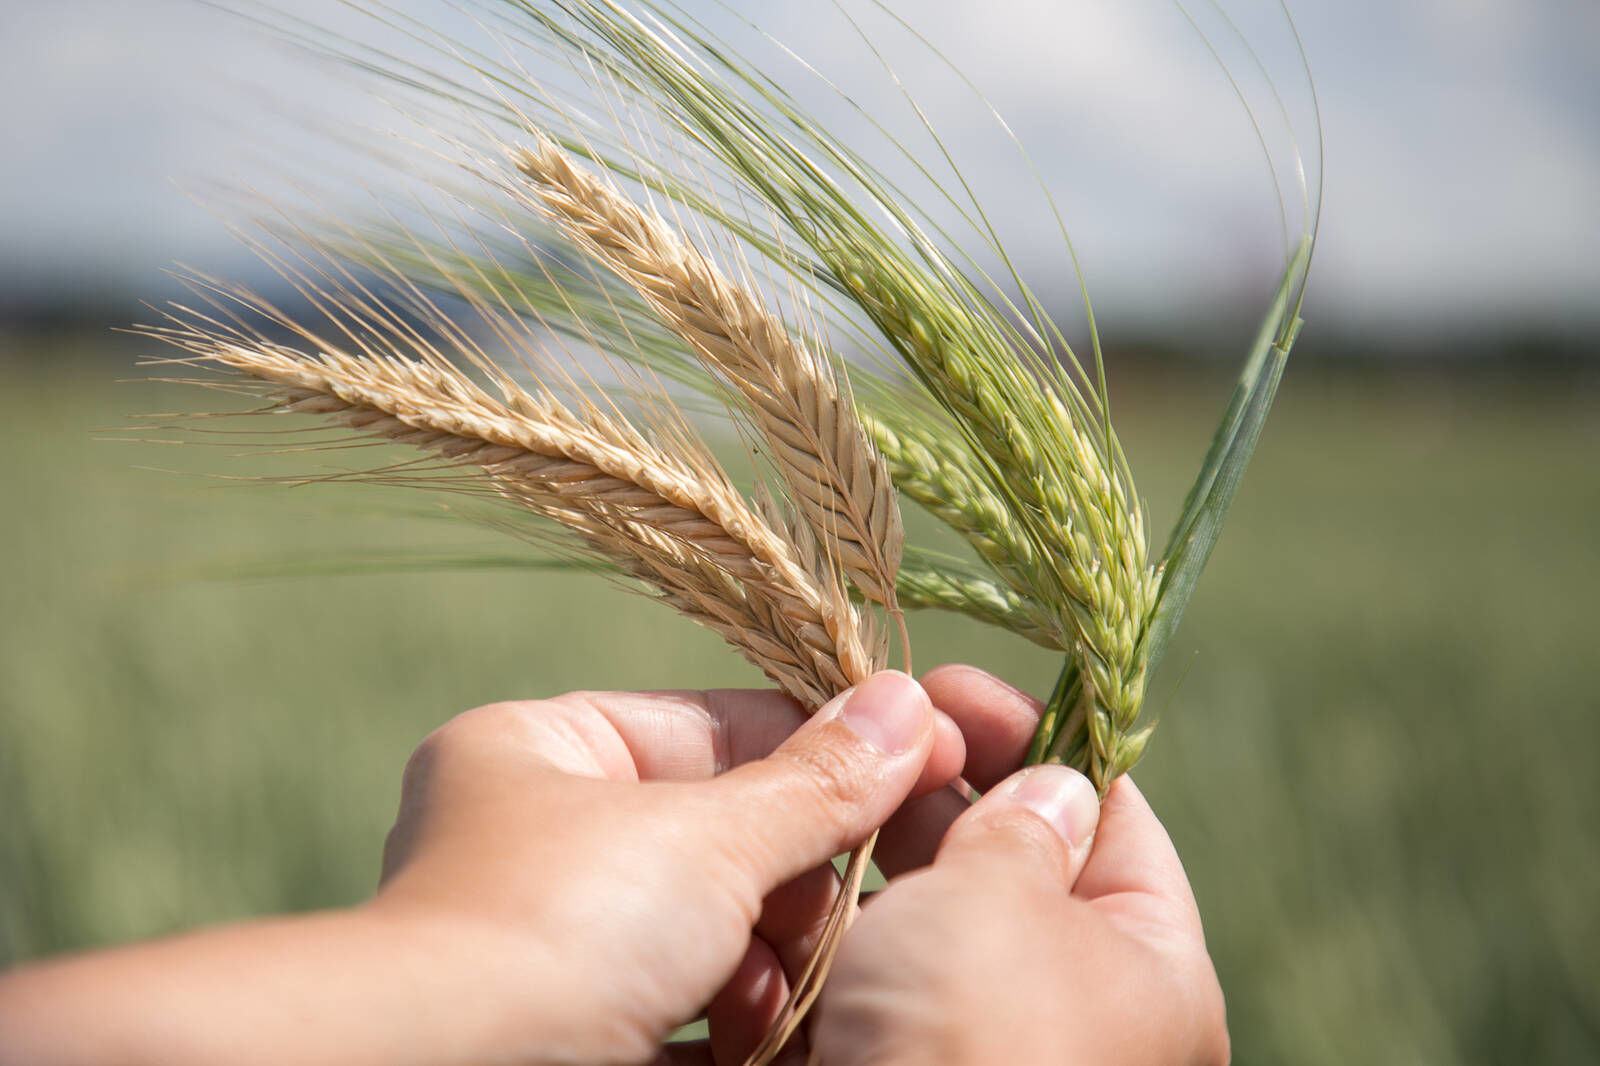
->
[{"left": 3, "top": 0, "right": 1595, "bottom": 332}]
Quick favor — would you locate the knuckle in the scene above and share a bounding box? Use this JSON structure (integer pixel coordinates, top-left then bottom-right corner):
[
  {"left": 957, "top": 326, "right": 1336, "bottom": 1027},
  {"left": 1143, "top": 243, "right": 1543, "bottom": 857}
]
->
[
  {"left": 398, "top": 725, "right": 450, "bottom": 793},
  {"left": 545, "top": 690, "right": 608, "bottom": 714},
  {"left": 428, "top": 700, "right": 516, "bottom": 745},
  {"left": 412, "top": 697, "right": 618, "bottom": 782},
  {"left": 402, "top": 701, "right": 540, "bottom": 776}
]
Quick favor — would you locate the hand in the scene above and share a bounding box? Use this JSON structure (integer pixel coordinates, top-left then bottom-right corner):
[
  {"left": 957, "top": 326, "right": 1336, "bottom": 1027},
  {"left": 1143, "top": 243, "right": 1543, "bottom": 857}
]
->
[
  {"left": 367, "top": 670, "right": 971, "bottom": 1065},
  {"left": 0, "top": 666, "right": 1222, "bottom": 1066},
  {"left": 0, "top": 671, "right": 973, "bottom": 1066},
  {"left": 811, "top": 669, "right": 1230, "bottom": 1066}
]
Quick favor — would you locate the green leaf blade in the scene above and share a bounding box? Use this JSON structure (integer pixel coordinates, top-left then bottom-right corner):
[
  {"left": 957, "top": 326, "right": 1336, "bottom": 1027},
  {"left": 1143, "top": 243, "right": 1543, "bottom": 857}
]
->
[{"left": 1143, "top": 240, "right": 1310, "bottom": 672}]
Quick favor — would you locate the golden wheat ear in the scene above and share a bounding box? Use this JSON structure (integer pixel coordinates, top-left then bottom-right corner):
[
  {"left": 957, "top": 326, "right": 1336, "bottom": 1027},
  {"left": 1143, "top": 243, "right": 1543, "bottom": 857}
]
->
[
  {"left": 137, "top": 305, "right": 881, "bottom": 711},
  {"left": 509, "top": 134, "right": 904, "bottom": 612}
]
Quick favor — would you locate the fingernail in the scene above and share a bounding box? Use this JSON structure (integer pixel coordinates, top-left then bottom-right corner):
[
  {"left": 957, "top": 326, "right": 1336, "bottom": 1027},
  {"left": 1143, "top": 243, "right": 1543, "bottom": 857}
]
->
[
  {"left": 1000, "top": 766, "right": 1099, "bottom": 849},
  {"left": 838, "top": 671, "right": 928, "bottom": 755}
]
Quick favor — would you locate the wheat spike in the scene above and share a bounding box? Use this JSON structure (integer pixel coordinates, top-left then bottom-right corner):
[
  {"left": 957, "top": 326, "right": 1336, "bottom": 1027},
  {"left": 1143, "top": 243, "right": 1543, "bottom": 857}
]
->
[
  {"left": 893, "top": 556, "right": 1063, "bottom": 650},
  {"left": 144, "top": 323, "right": 878, "bottom": 706},
  {"left": 863, "top": 410, "right": 1044, "bottom": 602},
  {"left": 510, "top": 135, "right": 904, "bottom": 607},
  {"left": 838, "top": 258, "right": 1156, "bottom": 785}
]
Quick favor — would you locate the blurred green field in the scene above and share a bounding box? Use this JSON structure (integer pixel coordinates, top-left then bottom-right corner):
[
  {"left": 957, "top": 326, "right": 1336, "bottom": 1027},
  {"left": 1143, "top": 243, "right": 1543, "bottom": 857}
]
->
[{"left": 2, "top": 350, "right": 1597, "bottom": 1063}]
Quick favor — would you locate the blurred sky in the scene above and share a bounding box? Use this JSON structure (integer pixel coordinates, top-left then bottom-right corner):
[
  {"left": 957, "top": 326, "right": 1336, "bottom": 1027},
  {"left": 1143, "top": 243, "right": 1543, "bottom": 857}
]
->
[{"left": 2, "top": 0, "right": 1597, "bottom": 343}]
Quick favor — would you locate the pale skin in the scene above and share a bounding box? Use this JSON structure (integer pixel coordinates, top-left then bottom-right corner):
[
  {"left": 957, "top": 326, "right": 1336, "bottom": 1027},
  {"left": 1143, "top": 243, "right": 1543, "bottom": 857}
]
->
[{"left": 0, "top": 666, "right": 1228, "bottom": 1066}]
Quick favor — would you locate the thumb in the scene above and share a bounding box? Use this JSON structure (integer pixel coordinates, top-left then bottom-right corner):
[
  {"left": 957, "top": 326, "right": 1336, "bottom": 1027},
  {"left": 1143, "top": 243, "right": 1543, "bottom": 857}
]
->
[
  {"left": 706, "top": 671, "right": 936, "bottom": 893},
  {"left": 935, "top": 765, "right": 1102, "bottom": 891}
]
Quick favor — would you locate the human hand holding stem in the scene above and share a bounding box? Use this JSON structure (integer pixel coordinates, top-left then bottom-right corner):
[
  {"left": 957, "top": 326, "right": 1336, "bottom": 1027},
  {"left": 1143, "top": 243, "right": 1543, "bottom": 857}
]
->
[
  {"left": 131, "top": 0, "right": 1316, "bottom": 1051},
  {"left": 0, "top": 667, "right": 1225, "bottom": 1066},
  {"left": 136, "top": 139, "right": 1300, "bottom": 1061}
]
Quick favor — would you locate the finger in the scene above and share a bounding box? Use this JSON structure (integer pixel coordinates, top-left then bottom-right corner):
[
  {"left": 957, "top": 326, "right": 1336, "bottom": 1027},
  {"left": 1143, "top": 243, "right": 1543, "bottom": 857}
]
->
[
  {"left": 469, "top": 687, "right": 963, "bottom": 793},
  {"left": 522, "top": 688, "right": 811, "bottom": 781},
  {"left": 1071, "top": 777, "right": 1204, "bottom": 929},
  {"left": 750, "top": 869, "right": 839, "bottom": 1063},
  {"left": 919, "top": 664, "right": 1043, "bottom": 791},
  {"left": 874, "top": 665, "right": 1046, "bottom": 878},
  {"left": 921, "top": 709, "right": 968, "bottom": 795},
  {"left": 708, "top": 671, "right": 938, "bottom": 892},
  {"left": 755, "top": 864, "right": 842, "bottom": 980},
  {"left": 406, "top": 689, "right": 807, "bottom": 790},
  {"left": 706, "top": 937, "right": 788, "bottom": 1066},
  {"left": 871, "top": 783, "right": 970, "bottom": 879},
  {"left": 935, "top": 765, "right": 1101, "bottom": 891}
]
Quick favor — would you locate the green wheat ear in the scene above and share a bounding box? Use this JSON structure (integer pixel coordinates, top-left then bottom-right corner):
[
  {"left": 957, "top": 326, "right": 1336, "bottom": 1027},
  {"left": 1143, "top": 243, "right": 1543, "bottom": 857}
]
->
[{"left": 1029, "top": 239, "right": 1312, "bottom": 782}]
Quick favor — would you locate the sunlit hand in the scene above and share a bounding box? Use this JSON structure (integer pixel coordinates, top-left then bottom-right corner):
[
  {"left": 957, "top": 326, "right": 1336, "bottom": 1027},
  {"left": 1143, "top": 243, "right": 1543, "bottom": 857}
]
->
[
  {"left": 368, "top": 670, "right": 968, "bottom": 1065},
  {"left": 0, "top": 671, "right": 966, "bottom": 1066},
  {"left": 813, "top": 668, "right": 1230, "bottom": 1066},
  {"left": 0, "top": 665, "right": 1224, "bottom": 1066}
]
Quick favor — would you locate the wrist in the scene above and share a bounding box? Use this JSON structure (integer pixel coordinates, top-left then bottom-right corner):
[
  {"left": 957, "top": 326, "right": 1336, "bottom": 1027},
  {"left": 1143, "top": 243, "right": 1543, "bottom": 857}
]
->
[
  {"left": 358, "top": 895, "right": 656, "bottom": 1066},
  {"left": 0, "top": 906, "right": 584, "bottom": 1066},
  {"left": 348, "top": 900, "right": 555, "bottom": 1065}
]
